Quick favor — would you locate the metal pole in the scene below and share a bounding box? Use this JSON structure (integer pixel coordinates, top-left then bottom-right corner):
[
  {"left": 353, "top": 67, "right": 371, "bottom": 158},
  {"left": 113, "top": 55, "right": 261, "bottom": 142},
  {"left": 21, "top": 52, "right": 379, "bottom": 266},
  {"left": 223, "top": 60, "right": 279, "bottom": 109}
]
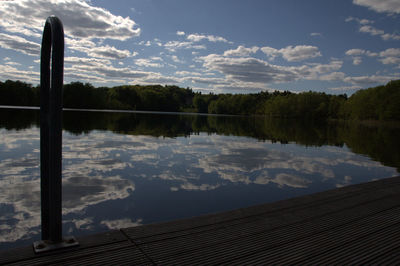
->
[{"left": 34, "top": 16, "right": 78, "bottom": 253}]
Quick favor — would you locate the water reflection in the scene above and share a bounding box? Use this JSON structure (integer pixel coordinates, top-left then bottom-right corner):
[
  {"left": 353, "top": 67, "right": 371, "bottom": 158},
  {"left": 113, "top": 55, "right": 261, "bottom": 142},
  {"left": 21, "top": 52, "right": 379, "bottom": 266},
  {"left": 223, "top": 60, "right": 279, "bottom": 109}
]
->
[
  {"left": 1, "top": 109, "right": 399, "bottom": 170},
  {"left": 0, "top": 108, "right": 399, "bottom": 249},
  {"left": 0, "top": 130, "right": 135, "bottom": 248}
]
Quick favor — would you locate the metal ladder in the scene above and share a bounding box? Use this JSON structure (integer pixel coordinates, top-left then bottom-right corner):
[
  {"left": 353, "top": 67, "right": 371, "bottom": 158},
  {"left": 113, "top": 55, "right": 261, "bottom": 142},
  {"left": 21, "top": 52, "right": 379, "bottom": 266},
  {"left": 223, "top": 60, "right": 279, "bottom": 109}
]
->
[{"left": 33, "top": 16, "right": 79, "bottom": 253}]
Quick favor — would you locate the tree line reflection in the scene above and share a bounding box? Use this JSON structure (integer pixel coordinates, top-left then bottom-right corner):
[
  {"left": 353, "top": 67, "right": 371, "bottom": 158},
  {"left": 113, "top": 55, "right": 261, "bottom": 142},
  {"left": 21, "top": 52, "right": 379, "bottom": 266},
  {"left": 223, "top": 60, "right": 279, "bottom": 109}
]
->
[{"left": 1, "top": 108, "right": 399, "bottom": 171}]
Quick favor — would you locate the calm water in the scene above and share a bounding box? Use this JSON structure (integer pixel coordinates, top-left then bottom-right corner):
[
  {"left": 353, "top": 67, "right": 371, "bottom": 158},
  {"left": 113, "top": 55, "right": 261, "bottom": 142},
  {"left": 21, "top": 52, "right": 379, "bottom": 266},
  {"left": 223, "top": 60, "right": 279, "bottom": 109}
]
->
[{"left": 0, "top": 108, "right": 399, "bottom": 249}]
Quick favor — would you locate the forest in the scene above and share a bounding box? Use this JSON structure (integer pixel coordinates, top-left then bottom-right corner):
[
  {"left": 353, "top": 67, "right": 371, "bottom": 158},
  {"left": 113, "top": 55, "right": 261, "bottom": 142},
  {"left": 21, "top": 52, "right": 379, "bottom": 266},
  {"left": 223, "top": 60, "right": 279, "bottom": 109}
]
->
[{"left": 0, "top": 79, "right": 399, "bottom": 121}]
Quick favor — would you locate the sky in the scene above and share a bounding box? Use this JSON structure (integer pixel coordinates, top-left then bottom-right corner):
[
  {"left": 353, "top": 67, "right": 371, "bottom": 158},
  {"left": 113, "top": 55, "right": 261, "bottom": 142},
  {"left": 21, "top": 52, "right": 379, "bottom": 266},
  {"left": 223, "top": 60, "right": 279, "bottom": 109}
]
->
[{"left": 0, "top": 0, "right": 399, "bottom": 95}]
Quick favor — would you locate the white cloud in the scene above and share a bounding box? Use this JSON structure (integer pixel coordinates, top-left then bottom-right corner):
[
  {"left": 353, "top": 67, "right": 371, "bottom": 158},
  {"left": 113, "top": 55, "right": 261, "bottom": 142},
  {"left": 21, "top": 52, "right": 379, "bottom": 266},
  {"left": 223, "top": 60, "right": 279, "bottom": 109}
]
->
[
  {"left": 353, "top": 0, "right": 400, "bottom": 14},
  {"left": 140, "top": 74, "right": 181, "bottom": 84},
  {"left": 164, "top": 41, "right": 206, "bottom": 52},
  {"left": 198, "top": 53, "right": 342, "bottom": 88},
  {"left": 176, "top": 31, "right": 185, "bottom": 36},
  {"left": 184, "top": 76, "right": 229, "bottom": 85},
  {"left": 352, "top": 57, "right": 363, "bottom": 65},
  {"left": 280, "top": 45, "right": 322, "bottom": 62},
  {"left": 223, "top": 45, "right": 259, "bottom": 57},
  {"left": 310, "top": 32, "right": 322, "bottom": 37},
  {"left": 381, "top": 33, "right": 400, "bottom": 41},
  {"left": 345, "top": 50, "right": 366, "bottom": 65},
  {"left": 344, "top": 74, "right": 399, "bottom": 85},
  {"left": 381, "top": 58, "right": 400, "bottom": 65},
  {"left": 366, "top": 51, "right": 379, "bottom": 57},
  {"left": 200, "top": 54, "right": 299, "bottom": 84},
  {"left": 150, "top": 56, "right": 163, "bottom": 61},
  {"left": 346, "top": 17, "right": 400, "bottom": 41},
  {"left": 67, "top": 62, "right": 150, "bottom": 82},
  {"left": 0, "top": 64, "right": 39, "bottom": 83},
  {"left": 64, "top": 69, "right": 124, "bottom": 84},
  {"left": 329, "top": 85, "right": 362, "bottom": 91},
  {"left": 213, "top": 81, "right": 276, "bottom": 93},
  {"left": 319, "top": 72, "right": 346, "bottom": 81},
  {"left": 153, "top": 39, "right": 163, "bottom": 47},
  {"left": 138, "top": 40, "right": 152, "bottom": 46},
  {"left": 360, "top": 19, "right": 374, "bottom": 25},
  {"left": 65, "top": 57, "right": 112, "bottom": 67},
  {"left": 86, "top": 45, "right": 133, "bottom": 59},
  {"left": 0, "top": 0, "right": 140, "bottom": 41},
  {"left": 0, "top": 0, "right": 141, "bottom": 82},
  {"left": 260, "top": 47, "right": 280, "bottom": 60},
  {"left": 5, "top": 61, "right": 21, "bottom": 66},
  {"left": 65, "top": 37, "right": 96, "bottom": 52},
  {"left": 345, "top": 48, "right": 400, "bottom": 67},
  {"left": 261, "top": 45, "right": 322, "bottom": 62},
  {"left": 307, "top": 60, "right": 343, "bottom": 74},
  {"left": 345, "top": 16, "right": 374, "bottom": 25},
  {"left": 65, "top": 38, "right": 136, "bottom": 59},
  {"left": 170, "top": 55, "right": 185, "bottom": 63},
  {"left": 135, "top": 58, "right": 163, "bottom": 68},
  {"left": 379, "top": 48, "right": 400, "bottom": 65},
  {"left": 0, "top": 33, "right": 40, "bottom": 56},
  {"left": 293, "top": 60, "right": 343, "bottom": 82},
  {"left": 345, "top": 48, "right": 367, "bottom": 56},
  {"left": 359, "top": 25, "right": 385, "bottom": 36},
  {"left": 187, "top": 33, "right": 229, "bottom": 43},
  {"left": 175, "top": 71, "right": 203, "bottom": 76}
]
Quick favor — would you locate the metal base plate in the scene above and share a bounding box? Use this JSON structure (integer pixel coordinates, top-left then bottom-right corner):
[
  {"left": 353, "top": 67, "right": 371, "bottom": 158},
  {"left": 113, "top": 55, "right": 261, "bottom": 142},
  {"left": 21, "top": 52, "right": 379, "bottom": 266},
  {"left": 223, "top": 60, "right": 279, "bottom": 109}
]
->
[{"left": 33, "top": 236, "right": 79, "bottom": 253}]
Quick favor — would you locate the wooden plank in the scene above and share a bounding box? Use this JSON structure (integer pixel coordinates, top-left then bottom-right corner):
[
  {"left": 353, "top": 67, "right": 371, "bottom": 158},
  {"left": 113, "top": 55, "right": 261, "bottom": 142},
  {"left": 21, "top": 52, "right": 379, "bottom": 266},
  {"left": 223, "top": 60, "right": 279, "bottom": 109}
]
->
[
  {"left": 132, "top": 187, "right": 400, "bottom": 264},
  {"left": 131, "top": 190, "right": 399, "bottom": 245},
  {"left": 138, "top": 195, "right": 399, "bottom": 255},
  {"left": 231, "top": 207, "right": 400, "bottom": 265},
  {"left": 7, "top": 241, "right": 135, "bottom": 266},
  {"left": 302, "top": 223, "right": 400, "bottom": 265},
  {"left": 48, "top": 245, "right": 151, "bottom": 266},
  {"left": 1, "top": 176, "right": 399, "bottom": 265},
  {"left": 0, "top": 230, "right": 149, "bottom": 265},
  {"left": 123, "top": 176, "right": 400, "bottom": 242},
  {"left": 367, "top": 245, "right": 400, "bottom": 265},
  {"left": 140, "top": 203, "right": 400, "bottom": 264},
  {"left": 124, "top": 177, "right": 400, "bottom": 246}
]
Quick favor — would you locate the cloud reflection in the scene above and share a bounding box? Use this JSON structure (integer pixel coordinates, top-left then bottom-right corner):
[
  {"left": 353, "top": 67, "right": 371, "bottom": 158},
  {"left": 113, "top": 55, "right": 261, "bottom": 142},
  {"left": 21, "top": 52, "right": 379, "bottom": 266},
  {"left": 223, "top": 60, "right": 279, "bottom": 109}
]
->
[
  {"left": 62, "top": 175, "right": 134, "bottom": 213},
  {"left": 157, "top": 134, "right": 395, "bottom": 190},
  {"left": 0, "top": 128, "right": 136, "bottom": 244},
  {"left": 171, "top": 182, "right": 221, "bottom": 191},
  {"left": 101, "top": 218, "right": 142, "bottom": 229},
  {"left": 0, "top": 126, "right": 397, "bottom": 247},
  {"left": 254, "top": 173, "right": 312, "bottom": 188}
]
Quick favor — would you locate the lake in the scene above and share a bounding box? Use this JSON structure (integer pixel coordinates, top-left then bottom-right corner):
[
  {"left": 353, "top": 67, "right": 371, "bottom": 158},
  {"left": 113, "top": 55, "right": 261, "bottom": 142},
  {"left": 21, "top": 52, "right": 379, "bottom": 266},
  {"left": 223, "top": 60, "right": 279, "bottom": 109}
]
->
[{"left": 0, "top": 107, "right": 399, "bottom": 250}]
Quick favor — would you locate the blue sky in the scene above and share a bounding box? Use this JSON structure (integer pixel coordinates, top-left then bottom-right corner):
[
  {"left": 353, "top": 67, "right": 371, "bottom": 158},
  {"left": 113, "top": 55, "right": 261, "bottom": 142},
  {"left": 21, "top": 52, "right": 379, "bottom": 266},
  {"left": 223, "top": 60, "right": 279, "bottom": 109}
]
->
[{"left": 0, "top": 0, "right": 399, "bottom": 94}]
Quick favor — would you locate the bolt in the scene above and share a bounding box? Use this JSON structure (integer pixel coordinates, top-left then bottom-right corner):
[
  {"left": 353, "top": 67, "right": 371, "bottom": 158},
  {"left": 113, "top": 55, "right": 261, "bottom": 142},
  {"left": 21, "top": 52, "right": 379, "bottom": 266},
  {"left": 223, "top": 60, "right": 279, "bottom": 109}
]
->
[
  {"left": 66, "top": 238, "right": 75, "bottom": 244},
  {"left": 36, "top": 243, "right": 46, "bottom": 249}
]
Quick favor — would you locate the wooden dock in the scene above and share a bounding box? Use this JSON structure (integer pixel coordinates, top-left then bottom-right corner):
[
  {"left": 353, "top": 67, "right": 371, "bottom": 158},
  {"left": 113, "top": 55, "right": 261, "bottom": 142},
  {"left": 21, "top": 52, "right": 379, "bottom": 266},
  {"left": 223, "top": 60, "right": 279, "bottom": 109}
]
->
[{"left": 1, "top": 176, "right": 400, "bottom": 265}]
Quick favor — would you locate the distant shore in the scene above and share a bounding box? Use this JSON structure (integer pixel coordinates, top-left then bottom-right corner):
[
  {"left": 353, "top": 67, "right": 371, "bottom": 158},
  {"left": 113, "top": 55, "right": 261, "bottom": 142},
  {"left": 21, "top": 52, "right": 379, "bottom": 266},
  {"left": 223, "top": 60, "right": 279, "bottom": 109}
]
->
[{"left": 1, "top": 79, "right": 399, "bottom": 121}]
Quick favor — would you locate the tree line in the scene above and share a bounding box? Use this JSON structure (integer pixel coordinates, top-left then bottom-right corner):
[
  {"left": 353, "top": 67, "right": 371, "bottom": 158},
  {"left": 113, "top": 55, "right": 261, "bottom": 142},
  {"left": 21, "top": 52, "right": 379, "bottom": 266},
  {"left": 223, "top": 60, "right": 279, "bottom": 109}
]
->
[{"left": 0, "top": 79, "right": 399, "bottom": 121}]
